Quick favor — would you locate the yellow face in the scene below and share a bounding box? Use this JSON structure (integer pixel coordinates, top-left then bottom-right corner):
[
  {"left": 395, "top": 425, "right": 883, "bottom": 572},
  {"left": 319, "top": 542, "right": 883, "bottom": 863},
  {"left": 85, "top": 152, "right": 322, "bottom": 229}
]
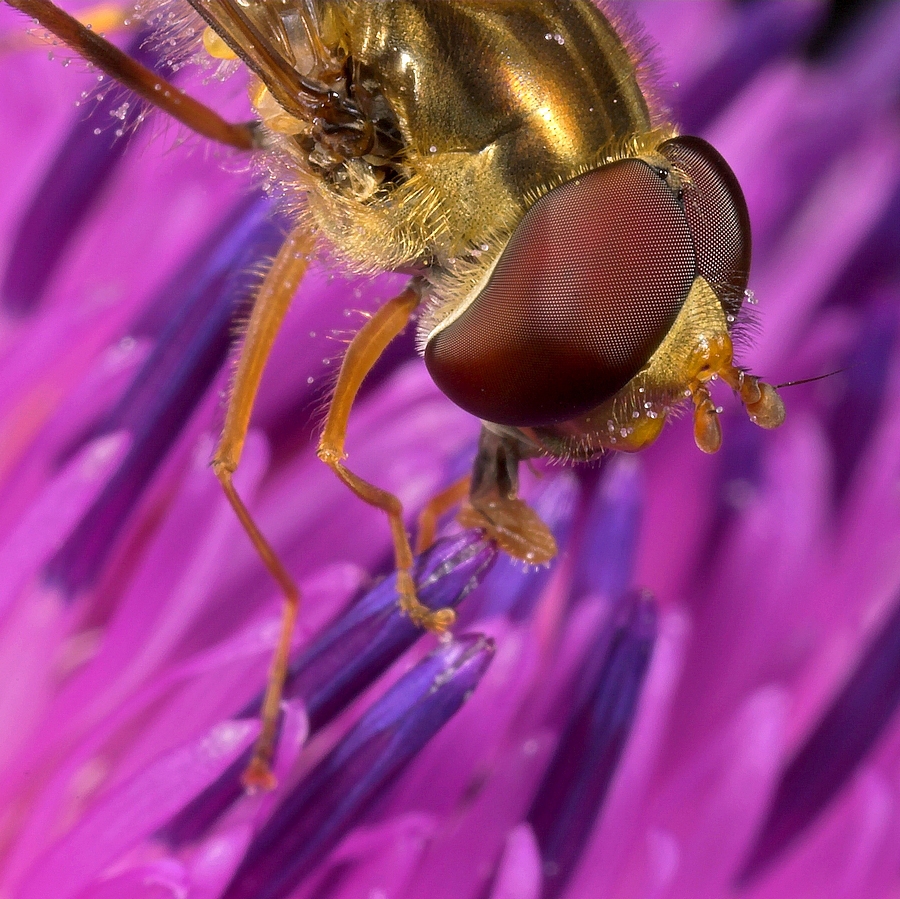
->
[{"left": 196, "top": 0, "right": 784, "bottom": 459}]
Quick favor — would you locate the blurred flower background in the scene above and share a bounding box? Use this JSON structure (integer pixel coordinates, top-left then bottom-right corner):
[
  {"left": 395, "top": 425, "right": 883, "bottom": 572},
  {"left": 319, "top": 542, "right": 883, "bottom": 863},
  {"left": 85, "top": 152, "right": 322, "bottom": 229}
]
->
[{"left": 1, "top": 0, "right": 900, "bottom": 897}]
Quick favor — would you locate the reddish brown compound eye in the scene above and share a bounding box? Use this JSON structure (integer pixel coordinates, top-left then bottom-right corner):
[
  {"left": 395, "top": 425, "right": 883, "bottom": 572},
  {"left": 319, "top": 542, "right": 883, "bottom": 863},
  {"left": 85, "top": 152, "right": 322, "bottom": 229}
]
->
[
  {"left": 425, "top": 159, "right": 696, "bottom": 427},
  {"left": 658, "top": 135, "right": 751, "bottom": 317}
]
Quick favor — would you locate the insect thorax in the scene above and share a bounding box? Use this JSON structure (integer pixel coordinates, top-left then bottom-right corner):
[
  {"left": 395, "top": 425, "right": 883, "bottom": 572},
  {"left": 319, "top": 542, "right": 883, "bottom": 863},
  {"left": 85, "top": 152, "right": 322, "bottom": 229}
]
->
[{"left": 245, "top": 1, "right": 668, "bottom": 296}]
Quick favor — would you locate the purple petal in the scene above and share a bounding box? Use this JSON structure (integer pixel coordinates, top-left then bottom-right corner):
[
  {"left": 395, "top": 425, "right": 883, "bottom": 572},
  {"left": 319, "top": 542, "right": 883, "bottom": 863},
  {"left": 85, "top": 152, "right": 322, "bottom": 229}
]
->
[
  {"left": 45, "top": 194, "right": 284, "bottom": 594},
  {"left": 527, "top": 591, "right": 657, "bottom": 898},
  {"left": 740, "top": 589, "right": 900, "bottom": 883},
  {"left": 14, "top": 720, "right": 257, "bottom": 899},
  {"left": 159, "top": 532, "right": 495, "bottom": 846},
  {"left": 221, "top": 635, "right": 495, "bottom": 899},
  {"left": 674, "top": 1, "right": 822, "bottom": 132},
  {"left": 2, "top": 32, "right": 163, "bottom": 314},
  {"left": 565, "top": 608, "right": 690, "bottom": 899},
  {"left": 571, "top": 455, "right": 644, "bottom": 604},
  {"left": 286, "top": 531, "right": 496, "bottom": 727}
]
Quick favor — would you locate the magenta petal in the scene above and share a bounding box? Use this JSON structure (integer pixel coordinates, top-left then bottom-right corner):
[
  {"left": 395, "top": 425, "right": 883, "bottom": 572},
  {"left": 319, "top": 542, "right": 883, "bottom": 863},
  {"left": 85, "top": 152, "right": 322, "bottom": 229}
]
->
[
  {"left": 740, "top": 586, "right": 900, "bottom": 883},
  {"left": 749, "top": 768, "right": 900, "bottom": 899},
  {"left": 0, "top": 431, "right": 129, "bottom": 617},
  {"left": 73, "top": 860, "right": 189, "bottom": 899},
  {"left": 14, "top": 720, "right": 257, "bottom": 899},
  {"left": 488, "top": 825, "right": 542, "bottom": 899},
  {"left": 400, "top": 733, "right": 554, "bottom": 899},
  {"left": 184, "top": 825, "right": 255, "bottom": 899},
  {"left": 617, "top": 688, "right": 789, "bottom": 898},
  {"left": 304, "top": 814, "right": 436, "bottom": 899}
]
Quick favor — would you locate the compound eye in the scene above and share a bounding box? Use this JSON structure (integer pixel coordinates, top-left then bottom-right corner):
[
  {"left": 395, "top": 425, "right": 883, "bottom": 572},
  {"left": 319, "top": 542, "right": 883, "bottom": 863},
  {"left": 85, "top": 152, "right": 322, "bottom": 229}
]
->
[
  {"left": 425, "top": 159, "right": 696, "bottom": 427},
  {"left": 658, "top": 135, "right": 751, "bottom": 317}
]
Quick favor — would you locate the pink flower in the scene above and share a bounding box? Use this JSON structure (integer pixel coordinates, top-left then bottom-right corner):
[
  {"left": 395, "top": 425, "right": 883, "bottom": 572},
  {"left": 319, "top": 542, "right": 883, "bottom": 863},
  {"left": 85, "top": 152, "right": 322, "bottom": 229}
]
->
[{"left": 1, "top": 2, "right": 899, "bottom": 898}]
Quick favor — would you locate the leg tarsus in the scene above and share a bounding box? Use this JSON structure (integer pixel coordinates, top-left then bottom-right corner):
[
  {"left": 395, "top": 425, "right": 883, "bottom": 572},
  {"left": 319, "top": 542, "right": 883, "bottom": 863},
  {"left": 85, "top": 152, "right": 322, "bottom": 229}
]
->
[
  {"left": 461, "top": 426, "right": 557, "bottom": 564},
  {"left": 744, "top": 380, "right": 786, "bottom": 430},
  {"left": 458, "top": 492, "right": 557, "bottom": 564},
  {"left": 396, "top": 568, "right": 456, "bottom": 633},
  {"left": 719, "top": 367, "right": 786, "bottom": 430}
]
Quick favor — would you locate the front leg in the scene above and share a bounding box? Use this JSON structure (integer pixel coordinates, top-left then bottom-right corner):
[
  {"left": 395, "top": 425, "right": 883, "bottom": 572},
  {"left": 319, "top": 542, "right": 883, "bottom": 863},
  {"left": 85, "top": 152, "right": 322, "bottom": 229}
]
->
[
  {"left": 458, "top": 426, "right": 558, "bottom": 565},
  {"left": 317, "top": 280, "right": 455, "bottom": 634}
]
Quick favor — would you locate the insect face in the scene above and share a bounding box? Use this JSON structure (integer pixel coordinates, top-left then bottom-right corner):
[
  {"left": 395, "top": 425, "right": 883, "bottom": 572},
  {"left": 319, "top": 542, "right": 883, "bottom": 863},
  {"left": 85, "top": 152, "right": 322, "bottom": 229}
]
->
[{"left": 425, "top": 133, "right": 775, "bottom": 461}]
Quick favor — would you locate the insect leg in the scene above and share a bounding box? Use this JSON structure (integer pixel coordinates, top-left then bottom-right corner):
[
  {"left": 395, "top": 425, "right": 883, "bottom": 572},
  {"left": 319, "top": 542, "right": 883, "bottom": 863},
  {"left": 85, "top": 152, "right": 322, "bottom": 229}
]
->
[
  {"left": 317, "top": 281, "right": 456, "bottom": 634},
  {"left": 458, "top": 427, "right": 557, "bottom": 565},
  {"left": 5, "top": 0, "right": 260, "bottom": 150},
  {"left": 414, "top": 475, "right": 471, "bottom": 554},
  {"left": 212, "top": 227, "right": 316, "bottom": 790}
]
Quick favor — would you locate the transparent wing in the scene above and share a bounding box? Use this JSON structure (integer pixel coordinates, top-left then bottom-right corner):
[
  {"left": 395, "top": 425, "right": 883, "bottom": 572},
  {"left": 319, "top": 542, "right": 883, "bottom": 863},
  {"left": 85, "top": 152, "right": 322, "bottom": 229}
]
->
[{"left": 187, "top": 0, "right": 330, "bottom": 119}]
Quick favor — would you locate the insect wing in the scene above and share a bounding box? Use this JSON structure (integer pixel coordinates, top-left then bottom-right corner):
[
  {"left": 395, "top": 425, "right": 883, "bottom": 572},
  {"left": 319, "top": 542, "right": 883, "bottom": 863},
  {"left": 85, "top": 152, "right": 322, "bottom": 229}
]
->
[{"left": 186, "top": 0, "right": 308, "bottom": 116}]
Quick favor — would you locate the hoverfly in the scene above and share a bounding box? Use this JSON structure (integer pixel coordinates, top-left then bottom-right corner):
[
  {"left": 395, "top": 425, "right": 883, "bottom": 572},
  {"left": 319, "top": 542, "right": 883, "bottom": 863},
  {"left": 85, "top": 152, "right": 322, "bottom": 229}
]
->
[{"left": 3, "top": 0, "right": 785, "bottom": 789}]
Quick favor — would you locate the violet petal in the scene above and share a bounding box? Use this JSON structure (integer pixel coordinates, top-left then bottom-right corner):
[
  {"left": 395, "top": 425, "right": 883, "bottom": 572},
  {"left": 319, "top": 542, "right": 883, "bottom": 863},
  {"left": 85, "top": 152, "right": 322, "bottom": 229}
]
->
[
  {"left": 2, "top": 33, "right": 160, "bottom": 314},
  {"left": 527, "top": 591, "right": 657, "bottom": 899},
  {"left": 44, "top": 194, "right": 283, "bottom": 594},
  {"left": 739, "top": 589, "right": 900, "bottom": 884},
  {"left": 221, "top": 634, "right": 495, "bottom": 899},
  {"left": 159, "top": 531, "right": 494, "bottom": 847},
  {"left": 571, "top": 455, "right": 644, "bottom": 604}
]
